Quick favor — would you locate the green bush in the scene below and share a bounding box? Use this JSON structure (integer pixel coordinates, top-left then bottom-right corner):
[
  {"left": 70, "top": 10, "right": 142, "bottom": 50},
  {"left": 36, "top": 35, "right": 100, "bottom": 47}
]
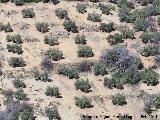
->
[
  {"left": 77, "top": 46, "right": 94, "bottom": 57},
  {"left": 21, "top": 8, "right": 35, "bottom": 18},
  {"left": 140, "top": 32, "right": 152, "bottom": 44},
  {"left": 87, "top": 12, "right": 102, "bottom": 22},
  {"left": 34, "top": 72, "right": 52, "bottom": 82},
  {"left": 118, "top": 7, "right": 136, "bottom": 23},
  {"left": 103, "top": 77, "right": 124, "bottom": 89},
  {"left": 99, "top": 22, "right": 115, "bottom": 33},
  {"left": 14, "top": 88, "right": 27, "bottom": 100},
  {"left": 90, "top": 0, "right": 99, "bottom": 2},
  {"left": 80, "top": 114, "right": 92, "bottom": 120},
  {"left": 107, "top": 33, "right": 124, "bottom": 45},
  {"left": 74, "top": 34, "right": 86, "bottom": 45},
  {"left": 20, "top": 109, "right": 34, "bottom": 120},
  {"left": 0, "top": 23, "right": 4, "bottom": 31},
  {"left": 154, "top": 94, "right": 160, "bottom": 108},
  {"left": 13, "top": 79, "right": 26, "bottom": 88},
  {"left": 140, "top": 44, "right": 159, "bottom": 57},
  {"left": 44, "top": 35, "right": 59, "bottom": 46},
  {"left": 158, "top": 17, "right": 160, "bottom": 26},
  {"left": 112, "top": 94, "right": 126, "bottom": 106},
  {"left": 74, "top": 79, "right": 91, "bottom": 93},
  {"left": 6, "top": 34, "right": 23, "bottom": 44},
  {"left": 58, "top": 66, "right": 79, "bottom": 79},
  {"left": 7, "top": 44, "right": 23, "bottom": 54},
  {"left": 137, "top": 0, "right": 154, "bottom": 6},
  {"left": 141, "top": 68, "right": 159, "bottom": 86},
  {"left": 14, "top": 0, "right": 24, "bottom": 6},
  {"left": 134, "top": 18, "right": 149, "bottom": 31},
  {"left": 45, "top": 86, "right": 60, "bottom": 98},
  {"left": 63, "top": 20, "right": 78, "bottom": 33},
  {"left": 76, "top": 3, "right": 87, "bottom": 14},
  {"left": 8, "top": 57, "right": 25, "bottom": 68},
  {"left": 93, "top": 62, "right": 108, "bottom": 76},
  {"left": 0, "top": 0, "right": 9, "bottom": 3},
  {"left": 3, "top": 23, "right": 13, "bottom": 32},
  {"left": 99, "top": 4, "right": 111, "bottom": 15},
  {"left": 45, "top": 106, "right": 60, "bottom": 120},
  {"left": 55, "top": 8, "right": 68, "bottom": 19},
  {"left": 75, "top": 96, "right": 92, "bottom": 109},
  {"left": 121, "top": 28, "right": 135, "bottom": 39},
  {"left": 118, "top": 0, "right": 134, "bottom": 8},
  {"left": 46, "top": 49, "right": 63, "bottom": 61},
  {"left": 36, "top": 22, "right": 50, "bottom": 33},
  {"left": 19, "top": 104, "right": 34, "bottom": 120}
]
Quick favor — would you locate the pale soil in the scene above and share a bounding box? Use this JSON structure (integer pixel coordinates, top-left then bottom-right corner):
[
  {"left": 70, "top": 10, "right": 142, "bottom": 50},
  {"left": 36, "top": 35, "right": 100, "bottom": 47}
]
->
[{"left": 0, "top": 1, "right": 159, "bottom": 120}]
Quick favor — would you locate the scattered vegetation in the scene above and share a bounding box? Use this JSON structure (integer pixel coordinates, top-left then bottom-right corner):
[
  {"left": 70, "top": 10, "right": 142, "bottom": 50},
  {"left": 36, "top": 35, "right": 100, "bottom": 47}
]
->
[
  {"left": 75, "top": 96, "right": 92, "bottom": 109},
  {"left": 58, "top": 66, "right": 79, "bottom": 79},
  {"left": 46, "top": 49, "right": 63, "bottom": 61},
  {"left": 112, "top": 94, "right": 126, "bottom": 106},
  {"left": 74, "top": 79, "right": 91, "bottom": 93},
  {"left": 99, "top": 22, "right": 115, "bottom": 33},
  {"left": 55, "top": 8, "right": 68, "bottom": 19},
  {"left": 77, "top": 46, "right": 94, "bottom": 57},
  {"left": 21, "top": 8, "right": 35, "bottom": 18},
  {"left": 93, "top": 62, "right": 108, "bottom": 76},
  {"left": 13, "top": 79, "right": 26, "bottom": 88},
  {"left": 74, "top": 34, "right": 86, "bottom": 45},
  {"left": 8, "top": 57, "right": 25, "bottom": 68},
  {"left": 14, "top": 88, "right": 27, "bottom": 100},
  {"left": 45, "top": 86, "right": 60, "bottom": 98},
  {"left": 76, "top": 3, "right": 87, "bottom": 14},
  {"left": 107, "top": 33, "right": 124, "bottom": 45},
  {"left": 7, "top": 44, "right": 23, "bottom": 54},
  {"left": 44, "top": 35, "right": 59, "bottom": 46},
  {"left": 87, "top": 12, "right": 102, "bottom": 22},
  {"left": 36, "top": 22, "right": 50, "bottom": 33},
  {"left": 45, "top": 106, "right": 60, "bottom": 120}
]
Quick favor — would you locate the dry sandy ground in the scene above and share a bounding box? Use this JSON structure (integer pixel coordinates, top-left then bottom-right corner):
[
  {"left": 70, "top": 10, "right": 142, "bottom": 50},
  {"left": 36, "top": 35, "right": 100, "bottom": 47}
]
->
[{"left": 0, "top": 1, "right": 160, "bottom": 120}]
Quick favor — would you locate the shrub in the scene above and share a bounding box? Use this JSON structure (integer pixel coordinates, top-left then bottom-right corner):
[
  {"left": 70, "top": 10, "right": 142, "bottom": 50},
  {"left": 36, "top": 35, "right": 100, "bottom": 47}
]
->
[
  {"left": 21, "top": 8, "right": 35, "bottom": 18},
  {"left": 137, "top": 0, "right": 154, "bottom": 6},
  {"left": 41, "top": 57, "right": 53, "bottom": 71},
  {"left": 144, "top": 5, "right": 160, "bottom": 16},
  {"left": 158, "top": 17, "right": 160, "bottom": 26},
  {"left": 100, "top": 45, "right": 143, "bottom": 70},
  {"left": 20, "top": 109, "right": 34, "bottom": 120},
  {"left": 76, "top": 3, "right": 87, "bottom": 14},
  {"left": 151, "top": 32, "right": 160, "bottom": 44},
  {"left": 13, "top": 79, "right": 26, "bottom": 88},
  {"left": 6, "top": 34, "right": 23, "bottom": 44},
  {"left": 58, "top": 66, "right": 79, "bottom": 79},
  {"left": 141, "top": 68, "right": 159, "bottom": 86},
  {"left": 36, "top": 22, "right": 49, "bottom": 33},
  {"left": 51, "top": 0, "right": 60, "bottom": 4},
  {"left": 75, "top": 96, "right": 92, "bottom": 109},
  {"left": 14, "top": 89, "right": 27, "bottom": 100},
  {"left": 3, "top": 23, "right": 13, "bottom": 32},
  {"left": 99, "top": 22, "right": 115, "bottom": 33},
  {"left": 121, "top": 28, "right": 135, "bottom": 39},
  {"left": 19, "top": 103, "right": 34, "bottom": 120},
  {"left": 45, "top": 106, "right": 60, "bottom": 120},
  {"left": 140, "top": 44, "right": 159, "bottom": 57},
  {"left": 134, "top": 18, "right": 149, "bottom": 31},
  {"left": 118, "top": 7, "right": 136, "bottom": 23},
  {"left": 90, "top": 0, "right": 99, "bottom": 2},
  {"left": 118, "top": 0, "right": 134, "bottom": 8},
  {"left": 154, "top": 94, "right": 160, "bottom": 108},
  {"left": 77, "top": 61, "right": 92, "bottom": 72},
  {"left": 77, "top": 46, "right": 94, "bottom": 57},
  {"left": 46, "top": 49, "right": 63, "bottom": 61},
  {"left": 8, "top": 57, "right": 25, "bottom": 68},
  {"left": 99, "top": 4, "right": 111, "bottom": 15},
  {"left": 140, "top": 32, "right": 152, "bottom": 44},
  {"left": 87, "top": 12, "right": 102, "bottom": 22},
  {"left": 63, "top": 20, "right": 78, "bottom": 33},
  {"left": 74, "top": 79, "right": 91, "bottom": 93},
  {"left": 103, "top": 77, "right": 124, "bottom": 89},
  {"left": 93, "top": 62, "right": 107, "bottom": 76},
  {"left": 0, "top": 23, "right": 4, "bottom": 31},
  {"left": 55, "top": 8, "right": 68, "bottom": 19},
  {"left": 35, "top": 72, "right": 52, "bottom": 82},
  {"left": 14, "top": 0, "right": 24, "bottom": 6},
  {"left": 45, "top": 86, "right": 60, "bottom": 98},
  {"left": 108, "top": 0, "right": 118, "bottom": 4},
  {"left": 74, "top": 34, "right": 86, "bottom": 45},
  {"left": 112, "top": 94, "right": 126, "bottom": 106},
  {"left": 0, "top": 0, "right": 9, "bottom": 3},
  {"left": 107, "top": 33, "right": 124, "bottom": 45},
  {"left": 44, "top": 35, "right": 59, "bottom": 46},
  {"left": 80, "top": 114, "right": 92, "bottom": 120},
  {"left": 7, "top": 44, "right": 23, "bottom": 54}
]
